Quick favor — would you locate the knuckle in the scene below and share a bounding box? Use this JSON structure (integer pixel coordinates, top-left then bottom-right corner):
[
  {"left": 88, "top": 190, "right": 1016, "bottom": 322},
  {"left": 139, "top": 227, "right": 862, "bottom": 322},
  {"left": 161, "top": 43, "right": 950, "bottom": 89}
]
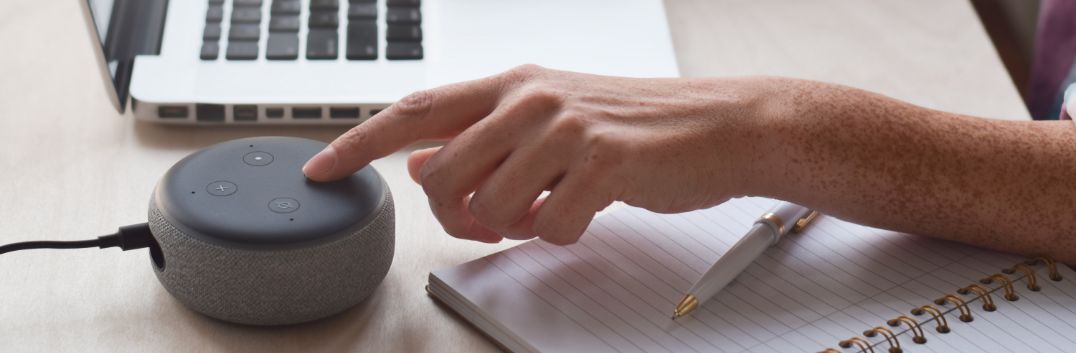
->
[
  {"left": 549, "top": 114, "right": 590, "bottom": 139},
  {"left": 333, "top": 127, "right": 369, "bottom": 154},
  {"left": 392, "top": 89, "right": 435, "bottom": 117},
  {"left": 515, "top": 84, "right": 563, "bottom": 109},
  {"left": 467, "top": 194, "right": 501, "bottom": 225},
  {"left": 469, "top": 192, "right": 520, "bottom": 229},
  {"left": 507, "top": 64, "right": 545, "bottom": 79},
  {"left": 581, "top": 129, "right": 628, "bottom": 169},
  {"left": 469, "top": 196, "right": 505, "bottom": 227}
]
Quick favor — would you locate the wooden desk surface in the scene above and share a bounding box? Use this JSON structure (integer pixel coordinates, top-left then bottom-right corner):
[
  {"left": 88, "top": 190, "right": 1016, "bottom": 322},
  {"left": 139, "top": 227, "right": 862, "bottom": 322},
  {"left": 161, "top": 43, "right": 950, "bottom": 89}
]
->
[{"left": 0, "top": 0, "right": 1027, "bottom": 352}]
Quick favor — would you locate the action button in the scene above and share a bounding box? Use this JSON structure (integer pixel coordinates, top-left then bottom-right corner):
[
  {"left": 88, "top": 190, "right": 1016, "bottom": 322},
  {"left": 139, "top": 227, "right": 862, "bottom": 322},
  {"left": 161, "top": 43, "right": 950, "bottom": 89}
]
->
[
  {"left": 207, "top": 181, "right": 238, "bottom": 196},
  {"left": 243, "top": 151, "right": 274, "bottom": 166},
  {"left": 269, "top": 197, "right": 300, "bottom": 213}
]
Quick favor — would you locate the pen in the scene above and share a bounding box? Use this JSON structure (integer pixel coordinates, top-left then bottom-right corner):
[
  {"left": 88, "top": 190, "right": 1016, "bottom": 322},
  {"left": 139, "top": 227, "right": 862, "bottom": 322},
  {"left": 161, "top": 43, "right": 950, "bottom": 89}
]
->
[{"left": 672, "top": 202, "right": 819, "bottom": 319}]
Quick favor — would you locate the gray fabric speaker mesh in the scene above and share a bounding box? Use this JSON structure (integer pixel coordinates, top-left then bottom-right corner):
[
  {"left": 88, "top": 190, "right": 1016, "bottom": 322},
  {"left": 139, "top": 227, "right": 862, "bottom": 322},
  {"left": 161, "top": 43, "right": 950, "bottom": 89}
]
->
[{"left": 149, "top": 190, "right": 394, "bottom": 326}]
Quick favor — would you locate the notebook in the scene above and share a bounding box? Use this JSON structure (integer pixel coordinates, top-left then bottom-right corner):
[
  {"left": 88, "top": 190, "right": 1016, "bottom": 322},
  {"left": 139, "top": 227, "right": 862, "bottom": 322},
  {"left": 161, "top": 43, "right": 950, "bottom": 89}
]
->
[{"left": 427, "top": 197, "right": 1076, "bottom": 353}]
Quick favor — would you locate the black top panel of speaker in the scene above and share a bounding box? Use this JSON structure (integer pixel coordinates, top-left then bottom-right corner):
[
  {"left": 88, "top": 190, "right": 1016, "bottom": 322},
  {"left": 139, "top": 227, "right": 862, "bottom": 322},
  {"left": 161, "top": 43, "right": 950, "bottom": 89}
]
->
[{"left": 154, "top": 136, "right": 385, "bottom": 247}]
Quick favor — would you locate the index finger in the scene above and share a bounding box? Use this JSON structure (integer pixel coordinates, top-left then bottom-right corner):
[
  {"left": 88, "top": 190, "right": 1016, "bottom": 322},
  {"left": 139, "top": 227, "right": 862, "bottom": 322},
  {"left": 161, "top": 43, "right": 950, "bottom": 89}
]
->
[{"left": 303, "top": 73, "right": 509, "bottom": 181}]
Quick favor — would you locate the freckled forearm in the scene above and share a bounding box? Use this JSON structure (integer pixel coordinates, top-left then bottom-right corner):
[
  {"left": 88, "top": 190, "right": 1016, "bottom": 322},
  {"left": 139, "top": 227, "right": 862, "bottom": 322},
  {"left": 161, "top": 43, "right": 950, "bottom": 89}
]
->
[{"left": 740, "top": 78, "right": 1076, "bottom": 265}]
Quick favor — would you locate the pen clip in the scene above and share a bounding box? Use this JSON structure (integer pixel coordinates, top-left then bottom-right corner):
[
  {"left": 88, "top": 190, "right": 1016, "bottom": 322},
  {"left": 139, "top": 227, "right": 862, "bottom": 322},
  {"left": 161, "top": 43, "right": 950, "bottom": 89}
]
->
[{"left": 791, "top": 211, "right": 820, "bottom": 233}]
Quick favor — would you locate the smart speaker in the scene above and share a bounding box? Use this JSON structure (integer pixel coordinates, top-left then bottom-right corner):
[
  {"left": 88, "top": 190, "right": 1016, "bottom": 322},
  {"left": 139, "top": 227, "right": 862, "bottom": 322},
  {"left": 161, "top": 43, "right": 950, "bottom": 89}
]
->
[{"left": 147, "top": 136, "right": 394, "bottom": 326}]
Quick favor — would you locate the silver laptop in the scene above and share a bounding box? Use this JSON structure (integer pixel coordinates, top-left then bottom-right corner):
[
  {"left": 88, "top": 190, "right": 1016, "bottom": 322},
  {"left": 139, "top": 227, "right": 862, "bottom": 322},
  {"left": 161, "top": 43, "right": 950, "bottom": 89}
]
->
[{"left": 80, "top": 0, "right": 679, "bottom": 125}]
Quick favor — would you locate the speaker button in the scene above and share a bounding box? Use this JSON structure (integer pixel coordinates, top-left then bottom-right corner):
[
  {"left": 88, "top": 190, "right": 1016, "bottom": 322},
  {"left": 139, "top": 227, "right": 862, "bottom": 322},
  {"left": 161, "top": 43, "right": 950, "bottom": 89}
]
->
[
  {"left": 269, "top": 197, "right": 300, "bottom": 213},
  {"left": 243, "top": 151, "right": 274, "bottom": 166},
  {"left": 207, "top": 181, "right": 238, "bottom": 196}
]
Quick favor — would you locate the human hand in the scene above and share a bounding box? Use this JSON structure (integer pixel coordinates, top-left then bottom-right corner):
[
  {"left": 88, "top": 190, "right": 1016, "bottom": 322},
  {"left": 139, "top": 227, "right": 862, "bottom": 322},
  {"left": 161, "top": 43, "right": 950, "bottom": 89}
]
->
[{"left": 303, "top": 65, "right": 771, "bottom": 244}]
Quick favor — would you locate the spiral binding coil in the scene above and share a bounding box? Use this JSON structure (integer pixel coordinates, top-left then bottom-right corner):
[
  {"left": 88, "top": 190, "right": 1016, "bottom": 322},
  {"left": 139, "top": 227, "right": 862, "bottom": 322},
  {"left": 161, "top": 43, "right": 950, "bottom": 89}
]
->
[
  {"left": 1026, "top": 257, "right": 1063, "bottom": 281},
  {"left": 956, "top": 284, "right": 996, "bottom": 311},
  {"left": 818, "top": 256, "right": 1063, "bottom": 353},
  {"left": 862, "top": 326, "right": 900, "bottom": 353},
  {"left": 909, "top": 305, "right": 949, "bottom": 333},
  {"left": 886, "top": 316, "right": 926, "bottom": 344},
  {"left": 933, "top": 294, "right": 974, "bottom": 322},
  {"left": 1003, "top": 263, "right": 1040, "bottom": 291},
  {"left": 980, "top": 274, "right": 1019, "bottom": 301}
]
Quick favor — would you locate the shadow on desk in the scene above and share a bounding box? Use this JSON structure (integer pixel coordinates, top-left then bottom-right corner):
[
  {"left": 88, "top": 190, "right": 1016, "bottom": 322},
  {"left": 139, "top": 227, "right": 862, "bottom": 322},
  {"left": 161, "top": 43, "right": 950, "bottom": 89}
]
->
[
  {"left": 159, "top": 284, "right": 433, "bottom": 352},
  {"left": 131, "top": 121, "right": 445, "bottom": 154}
]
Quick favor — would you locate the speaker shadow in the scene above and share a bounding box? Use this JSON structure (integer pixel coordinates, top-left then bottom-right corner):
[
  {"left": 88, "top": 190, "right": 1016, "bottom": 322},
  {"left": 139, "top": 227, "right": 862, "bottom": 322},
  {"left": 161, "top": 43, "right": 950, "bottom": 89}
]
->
[{"left": 171, "top": 283, "right": 431, "bottom": 353}]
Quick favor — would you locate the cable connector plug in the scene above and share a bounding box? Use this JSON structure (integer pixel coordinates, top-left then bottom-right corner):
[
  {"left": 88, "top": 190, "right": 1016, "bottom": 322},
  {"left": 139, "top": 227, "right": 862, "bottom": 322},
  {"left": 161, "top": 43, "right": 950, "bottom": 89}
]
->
[
  {"left": 95, "top": 223, "right": 156, "bottom": 251},
  {"left": 0, "top": 223, "right": 157, "bottom": 255}
]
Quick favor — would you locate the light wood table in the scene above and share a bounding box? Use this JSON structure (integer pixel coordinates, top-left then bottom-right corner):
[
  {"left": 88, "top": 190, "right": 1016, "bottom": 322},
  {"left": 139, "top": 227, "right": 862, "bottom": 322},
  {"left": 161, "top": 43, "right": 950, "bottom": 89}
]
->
[{"left": 0, "top": 0, "right": 1026, "bottom": 352}]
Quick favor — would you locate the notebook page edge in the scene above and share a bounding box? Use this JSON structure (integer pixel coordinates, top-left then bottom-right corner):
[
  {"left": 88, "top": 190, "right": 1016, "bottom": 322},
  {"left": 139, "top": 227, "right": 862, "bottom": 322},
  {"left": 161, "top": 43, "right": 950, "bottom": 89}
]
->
[{"left": 427, "top": 272, "right": 538, "bottom": 353}]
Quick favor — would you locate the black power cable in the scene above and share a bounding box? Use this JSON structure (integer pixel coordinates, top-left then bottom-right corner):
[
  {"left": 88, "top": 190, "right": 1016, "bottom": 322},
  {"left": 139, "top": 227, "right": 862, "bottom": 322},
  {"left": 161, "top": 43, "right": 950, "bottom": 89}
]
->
[{"left": 0, "top": 223, "right": 156, "bottom": 255}]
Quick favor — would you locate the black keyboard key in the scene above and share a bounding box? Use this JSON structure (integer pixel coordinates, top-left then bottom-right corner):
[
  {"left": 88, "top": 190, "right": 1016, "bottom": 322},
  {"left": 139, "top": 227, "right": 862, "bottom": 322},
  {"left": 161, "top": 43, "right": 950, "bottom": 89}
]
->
[
  {"left": 231, "top": 8, "right": 262, "bottom": 23},
  {"left": 270, "top": 16, "right": 300, "bottom": 31},
  {"left": 203, "top": 23, "right": 222, "bottom": 40},
  {"left": 309, "top": 11, "right": 339, "bottom": 28},
  {"left": 347, "top": 3, "right": 377, "bottom": 20},
  {"left": 267, "top": 33, "right": 300, "bottom": 60},
  {"left": 226, "top": 41, "right": 259, "bottom": 60},
  {"left": 307, "top": 29, "right": 339, "bottom": 59},
  {"left": 271, "top": 0, "right": 301, "bottom": 14},
  {"left": 310, "top": 0, "right": 339, "bottom": 10},
  {"left": 346, "top": 21, "right": 378, "bottom": 60},
  {"left": 234, "top": 0, "right": 263, "bottom": 6},
  {"left": 206, "top": 6, "right": 224, "bottom": 22},
  {"left": 209, "top": 0, "right": 224, "bottom": 4},
  {"left": 200, "top": 42, "right": 219, "bottom": 60},
  {"left": 229, "top": 24, "right": 261, "bottom": 40},
  {"left": 386, "top": 8, "right": 420, "bottom": 24},
  {"left": 387, "top": 0, "right": 420, "bottom": 6},
  {"left": 386, "top": 25, "right": 421, "bottom": 42},
  {"left": 386, "top": 43, "right": 422, "bottom": 60}
]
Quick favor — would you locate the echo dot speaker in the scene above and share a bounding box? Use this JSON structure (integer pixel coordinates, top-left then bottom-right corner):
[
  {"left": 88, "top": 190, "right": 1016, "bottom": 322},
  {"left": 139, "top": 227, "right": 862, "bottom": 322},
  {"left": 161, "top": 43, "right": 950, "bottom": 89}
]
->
[{"left": 148, "top": 136, "right": 394, "bottom": 326}]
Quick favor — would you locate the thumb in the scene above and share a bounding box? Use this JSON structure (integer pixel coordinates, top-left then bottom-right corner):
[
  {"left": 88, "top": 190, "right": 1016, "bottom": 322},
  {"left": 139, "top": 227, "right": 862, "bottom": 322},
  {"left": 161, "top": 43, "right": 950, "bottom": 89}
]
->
[{"left": 407, "top": 147, "right": 441, "bottom": 183}]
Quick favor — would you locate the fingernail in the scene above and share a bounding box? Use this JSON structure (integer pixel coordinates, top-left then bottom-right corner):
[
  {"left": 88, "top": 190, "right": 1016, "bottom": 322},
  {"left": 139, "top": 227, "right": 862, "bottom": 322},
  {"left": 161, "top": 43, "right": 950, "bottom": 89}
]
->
[{"left": 303, "top": 145, "right": 338, "bottom": 177}]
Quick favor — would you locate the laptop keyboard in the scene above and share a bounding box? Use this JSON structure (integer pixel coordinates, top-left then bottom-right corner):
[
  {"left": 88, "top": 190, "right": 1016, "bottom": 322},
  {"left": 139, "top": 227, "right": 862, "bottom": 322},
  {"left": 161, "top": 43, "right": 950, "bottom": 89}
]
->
[{"left": 201, "top": 0, "right": 423, "bottom": 61}]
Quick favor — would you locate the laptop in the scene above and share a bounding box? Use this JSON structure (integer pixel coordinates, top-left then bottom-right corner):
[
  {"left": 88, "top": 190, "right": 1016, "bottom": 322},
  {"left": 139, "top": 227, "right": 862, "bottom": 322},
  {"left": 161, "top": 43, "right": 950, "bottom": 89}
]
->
[{"left": 80, "top": 0, "right": 679, "bottom": 125}]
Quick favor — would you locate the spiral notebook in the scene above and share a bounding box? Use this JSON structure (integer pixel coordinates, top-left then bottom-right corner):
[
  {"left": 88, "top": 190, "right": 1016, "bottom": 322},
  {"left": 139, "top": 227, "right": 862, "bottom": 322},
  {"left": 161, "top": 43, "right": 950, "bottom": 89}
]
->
[{"left": 427, "top": 197, "right": 1076, "bottom": 353}]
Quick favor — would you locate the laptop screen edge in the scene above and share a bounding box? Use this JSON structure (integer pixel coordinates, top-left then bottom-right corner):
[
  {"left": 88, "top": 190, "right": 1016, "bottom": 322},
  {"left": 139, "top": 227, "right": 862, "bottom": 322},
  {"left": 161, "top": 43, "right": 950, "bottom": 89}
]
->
[{"left": 79, "top": 0, "right": 125, "bottom": 113}]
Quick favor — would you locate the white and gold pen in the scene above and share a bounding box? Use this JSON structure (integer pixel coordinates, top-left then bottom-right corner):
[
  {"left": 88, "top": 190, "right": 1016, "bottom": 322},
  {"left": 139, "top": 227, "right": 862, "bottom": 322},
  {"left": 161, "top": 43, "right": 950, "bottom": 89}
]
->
[{"left": 672, "top": 202, "right": 819, "bottom": 319}]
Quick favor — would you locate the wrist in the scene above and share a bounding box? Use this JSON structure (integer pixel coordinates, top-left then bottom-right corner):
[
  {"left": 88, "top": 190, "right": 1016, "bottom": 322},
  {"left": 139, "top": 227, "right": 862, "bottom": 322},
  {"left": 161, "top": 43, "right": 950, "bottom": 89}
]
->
[{"left": 712, "top": 76, "right": 799, "bottom": 199}]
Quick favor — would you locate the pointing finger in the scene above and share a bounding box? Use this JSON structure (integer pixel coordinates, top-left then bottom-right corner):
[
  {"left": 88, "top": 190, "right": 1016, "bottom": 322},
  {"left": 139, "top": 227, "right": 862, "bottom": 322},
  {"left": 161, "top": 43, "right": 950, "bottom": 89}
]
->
[{"left": 303, "top": 73, "right": 511, "bottom": 181}]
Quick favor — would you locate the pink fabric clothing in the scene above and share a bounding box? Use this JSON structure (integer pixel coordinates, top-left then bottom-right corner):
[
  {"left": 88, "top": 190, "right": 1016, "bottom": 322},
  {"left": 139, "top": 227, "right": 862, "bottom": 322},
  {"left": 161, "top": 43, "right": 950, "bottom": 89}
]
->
[{"left": 1028, "top": 0, "right": 1076, "bottom": 119}]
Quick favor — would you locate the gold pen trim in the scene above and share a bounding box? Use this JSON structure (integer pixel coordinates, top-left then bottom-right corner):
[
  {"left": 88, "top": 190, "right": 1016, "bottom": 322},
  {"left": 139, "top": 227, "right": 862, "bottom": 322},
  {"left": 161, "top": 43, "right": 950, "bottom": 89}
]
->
[
  {"left": 793, "top": 211, "right": 820, "bottom": 233},
  {"left": 759, "top": 213, "right": 785, "bottom": 235},
  {"left": 672, "top": 294, "right": 699, "bottom": 319}
]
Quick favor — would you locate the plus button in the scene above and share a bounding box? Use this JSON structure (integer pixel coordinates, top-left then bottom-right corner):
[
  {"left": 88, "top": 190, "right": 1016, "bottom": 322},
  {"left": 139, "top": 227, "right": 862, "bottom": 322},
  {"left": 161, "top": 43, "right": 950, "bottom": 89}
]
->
[{"left": 206, "top": 181, "right": 237, "bottom": 196}]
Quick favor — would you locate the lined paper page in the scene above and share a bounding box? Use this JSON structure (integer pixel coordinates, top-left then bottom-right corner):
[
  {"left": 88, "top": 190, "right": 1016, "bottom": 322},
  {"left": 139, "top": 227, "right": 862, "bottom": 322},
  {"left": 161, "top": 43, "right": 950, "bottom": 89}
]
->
[{"left": 431, "top": 197, "right": 1076, "bottom": 353}]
